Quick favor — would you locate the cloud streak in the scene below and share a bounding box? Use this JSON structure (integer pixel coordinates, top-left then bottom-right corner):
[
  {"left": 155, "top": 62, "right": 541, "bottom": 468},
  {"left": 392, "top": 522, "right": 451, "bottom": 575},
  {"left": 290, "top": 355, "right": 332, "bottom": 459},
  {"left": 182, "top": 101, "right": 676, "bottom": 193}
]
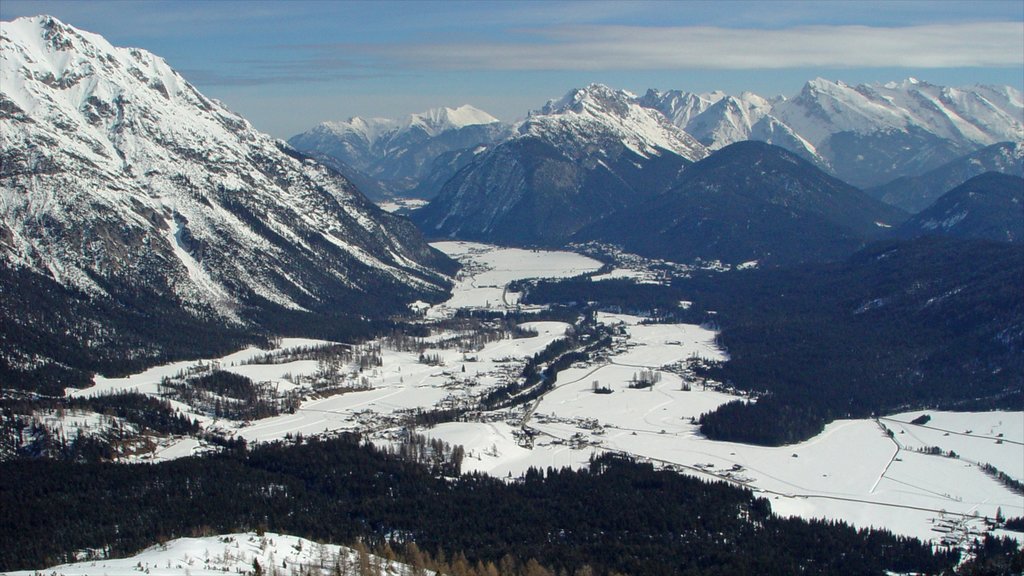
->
[{"left": 362, "top": 22, "right": 1024, "bottom": 70}]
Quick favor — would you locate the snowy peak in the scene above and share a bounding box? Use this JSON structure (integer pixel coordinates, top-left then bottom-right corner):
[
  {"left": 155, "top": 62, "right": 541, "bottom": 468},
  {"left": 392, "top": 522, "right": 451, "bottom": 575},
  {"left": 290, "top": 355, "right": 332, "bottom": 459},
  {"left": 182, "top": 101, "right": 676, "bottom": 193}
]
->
[
  {"left": 412, "top": 85, "right": 708, "bottom": 246},
  {"left": 1, "top": 15, "right": 453, "bottom": 381},
  {"left": 288, "top": 104, "right": 509, "bottom": 200},
  {"left": 540, "top": 83, "right": 636, "bottom": 117},
  {"left": 685, "top": 93, "right": 773, "bottom": 149},
  {"left": 306, "top": 105, "right": 499, "bottom": 147},
  {"left": 321, "top": 116, "right": 399, "bottom": 143},
  {"left": 525, "top": 84, "right": 708, "bottom": 161},
  {"left": 775, "top": 76, "right": 1024, "bottom": 147},
  {"left": 407, "top": 104, "right": 498, "bottom": 136},
  {"left": 638, "top": 88, "right": 725, "bottom": 128},
  {"left": 2, "top": 15, "right": 216, "bottom": 120}
]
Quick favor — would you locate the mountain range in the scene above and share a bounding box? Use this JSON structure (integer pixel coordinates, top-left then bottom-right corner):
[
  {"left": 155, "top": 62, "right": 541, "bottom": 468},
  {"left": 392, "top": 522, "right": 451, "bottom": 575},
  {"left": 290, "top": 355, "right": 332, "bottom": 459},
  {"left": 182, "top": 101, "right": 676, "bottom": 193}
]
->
[
  {"left": 2, "top": 15, "right": 1021, "bottom": 390},
  {"left": 288, "top": 105, "right": 511, "bottom": 200},
  {"left": 292, "top": 79, "right": 1022, "bottom": 203},
  {"left": 868, "top": 141, "right": 1024, "bottom": 213},
  {"left": 412, "top": 84, "right": 708, "bottom": 246},
  {"left": 0, "top": 16, "right": 454, "bottom": 390}
]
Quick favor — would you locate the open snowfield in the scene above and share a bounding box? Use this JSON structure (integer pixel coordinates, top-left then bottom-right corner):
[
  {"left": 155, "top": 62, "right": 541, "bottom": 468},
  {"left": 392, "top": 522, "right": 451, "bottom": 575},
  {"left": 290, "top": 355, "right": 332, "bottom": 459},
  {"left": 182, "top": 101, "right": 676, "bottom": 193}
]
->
[
  {"left": 233, "top": 320, "right": 572, "bottom": 443},
  {"left": 5, "top": 532, "right": 420, "bottom": 576},
  {"left": 50, "top": 242, "right": 1023, "bottom": 546},
  {"left": 427, "top": 241, "right": 602, "bottom": 315},
  {"left": 69, "top": 338, "right": 335, "bottom": 400}
]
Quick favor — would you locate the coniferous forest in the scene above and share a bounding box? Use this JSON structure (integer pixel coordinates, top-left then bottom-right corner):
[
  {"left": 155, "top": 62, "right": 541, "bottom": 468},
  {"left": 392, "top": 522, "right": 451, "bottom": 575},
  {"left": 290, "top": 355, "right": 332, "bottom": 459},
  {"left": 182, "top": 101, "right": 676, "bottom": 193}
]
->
[
  {"left": 522, "top": 238, "right": 1023, "bottom": 445},
  {"left": 5, "top": 433, "right": 1018, "bottom": 576}
]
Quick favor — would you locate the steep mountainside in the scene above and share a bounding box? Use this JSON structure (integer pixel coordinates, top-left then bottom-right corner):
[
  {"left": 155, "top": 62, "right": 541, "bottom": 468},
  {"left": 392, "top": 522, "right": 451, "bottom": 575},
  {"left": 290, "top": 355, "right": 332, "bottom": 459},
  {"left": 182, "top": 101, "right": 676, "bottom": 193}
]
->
[
  {"left": 893, "top": 172, "right": 1024, "bottom": 242},
  {"left": 288, "top": 105, "right": 511, "bottom": 200},
  {"left": 868, "top": 141, "right": 1024, "bottom": 213},
  {"left": 0, "top": 16, "right": 454, "bottom": 391},
  {"left": 577, "top": 141, "right": 906, "bottom": 266},
  {"left": 412, "top": 84, "right": 708, "bottom": 246}
]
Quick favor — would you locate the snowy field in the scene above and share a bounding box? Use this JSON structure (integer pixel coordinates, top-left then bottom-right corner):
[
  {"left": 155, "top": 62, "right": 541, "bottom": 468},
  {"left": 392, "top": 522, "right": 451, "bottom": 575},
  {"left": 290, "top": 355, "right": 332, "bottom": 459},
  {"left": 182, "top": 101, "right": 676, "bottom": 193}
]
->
[
  {"left": 425, "top": 311, "right": 1023, "bottom": 545},
  {"left": 5, "top": 532, "right": 421, "bottom": 576},
  {"left": 427, "top": 241, "right": 602, "bottom": 315},
  {"left": 57, "top": 242, "right": 1023, "bottom": 546}
]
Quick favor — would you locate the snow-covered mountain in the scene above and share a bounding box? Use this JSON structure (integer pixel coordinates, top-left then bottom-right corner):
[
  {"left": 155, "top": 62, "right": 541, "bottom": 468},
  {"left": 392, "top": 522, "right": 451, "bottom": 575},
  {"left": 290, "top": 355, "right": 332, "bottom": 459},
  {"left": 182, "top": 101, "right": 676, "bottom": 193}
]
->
[
  {"left": 637, "top": 88, "right": 725, "bottom": 129},
  {"left": 289, "top": 105, "right": 511, "bottom": 200},
  {"left": 412, "top": 84, "right": 708, "bottom": 245},
  {"left": 774, "top": 78, "right": 1021, "bottom": 150},
  {"left": 529, "top": 83, "right": 709, "bottom": 162},
  {"left": 0, "top": 16, "right": 454, "bottom": 389},
  {"left": 641, "top": 78, "right": 1023, "bottom": 188},
  {"left": 682, "top": 92, "right": 772, "bottom": 149}
]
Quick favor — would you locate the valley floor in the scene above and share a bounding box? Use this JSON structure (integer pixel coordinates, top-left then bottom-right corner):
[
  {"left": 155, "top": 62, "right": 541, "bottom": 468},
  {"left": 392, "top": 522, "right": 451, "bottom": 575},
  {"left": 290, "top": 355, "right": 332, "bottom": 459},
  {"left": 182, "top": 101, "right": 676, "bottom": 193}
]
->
[{"left": 51, "top": 241, "right": 1023, "bottom": 549}]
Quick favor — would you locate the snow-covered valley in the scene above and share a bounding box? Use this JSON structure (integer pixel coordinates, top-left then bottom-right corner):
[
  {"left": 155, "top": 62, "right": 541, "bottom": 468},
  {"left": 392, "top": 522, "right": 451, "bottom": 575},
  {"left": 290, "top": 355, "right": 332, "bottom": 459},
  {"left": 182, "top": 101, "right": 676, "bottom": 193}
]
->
[{"left": 34, "top": 241, "right": 1019, "bottom": 551}]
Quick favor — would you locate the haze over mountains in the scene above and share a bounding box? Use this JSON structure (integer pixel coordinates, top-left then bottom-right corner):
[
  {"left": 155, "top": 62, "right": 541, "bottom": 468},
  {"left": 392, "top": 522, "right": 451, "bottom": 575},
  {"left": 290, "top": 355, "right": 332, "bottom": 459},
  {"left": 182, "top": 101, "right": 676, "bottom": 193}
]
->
[
  {"left": 288, "top": 105, "right": 512, "bottom": 200},
  {"left": 576, "top": 141, "right": 907, "bottom": 266},
  {"left": 869, "top": 141, "right": 1024, "bottom": 213},
  {"left": 893, "top": 172, "right": 1024, "bottom": 243}
]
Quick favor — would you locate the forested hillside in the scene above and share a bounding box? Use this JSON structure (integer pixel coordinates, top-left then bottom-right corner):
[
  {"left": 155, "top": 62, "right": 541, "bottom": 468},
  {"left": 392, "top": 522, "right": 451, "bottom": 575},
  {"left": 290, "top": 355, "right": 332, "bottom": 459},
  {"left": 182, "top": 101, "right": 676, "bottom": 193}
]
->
[{"left": 2, "top": 434, "right": 984, "bottom": 576}]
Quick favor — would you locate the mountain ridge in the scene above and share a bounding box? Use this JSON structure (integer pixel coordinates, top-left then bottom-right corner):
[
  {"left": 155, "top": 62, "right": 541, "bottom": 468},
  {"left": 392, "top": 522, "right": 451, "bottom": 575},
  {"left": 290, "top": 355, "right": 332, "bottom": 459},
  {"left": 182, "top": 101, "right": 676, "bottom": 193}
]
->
[
  {"left": 411, "top": 84, "right": 707, "bottom": 245},
  {"left": 868, "top": 141, "right": 1024, "bottom": 212},
  {"left": 0, "top": 15, "right": 454, "bottom": 390},
  {"left": 576, "top": 141, "right": 907, "bottom": 266},
  {"left": 893, "top": 172, "right": 1024, "bottom": 242},
  {"left": 288, "top": 105, "right": 510, "bottom": 200}
]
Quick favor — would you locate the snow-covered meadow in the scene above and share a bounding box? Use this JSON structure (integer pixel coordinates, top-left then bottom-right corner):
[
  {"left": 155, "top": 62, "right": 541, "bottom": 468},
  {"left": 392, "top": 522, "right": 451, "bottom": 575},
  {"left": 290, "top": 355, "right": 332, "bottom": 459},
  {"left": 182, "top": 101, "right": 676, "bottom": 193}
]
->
[
  {"left": 5, "top": 532, "right": 421, "bottom": 576},
  {"left": 59, "top": 241, "right": 1022, "bottom": 546}
]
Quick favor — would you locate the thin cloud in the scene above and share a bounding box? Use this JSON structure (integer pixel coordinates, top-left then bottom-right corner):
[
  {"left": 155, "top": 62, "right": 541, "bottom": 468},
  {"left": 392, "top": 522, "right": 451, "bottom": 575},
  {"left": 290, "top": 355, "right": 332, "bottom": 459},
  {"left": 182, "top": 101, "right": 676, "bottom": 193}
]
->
[
  {"left": 178, "top": 68, "right": 389, "bottom": 88},
  {"left": 362, "top": 22, "right": 1024, "bottom": 70}
]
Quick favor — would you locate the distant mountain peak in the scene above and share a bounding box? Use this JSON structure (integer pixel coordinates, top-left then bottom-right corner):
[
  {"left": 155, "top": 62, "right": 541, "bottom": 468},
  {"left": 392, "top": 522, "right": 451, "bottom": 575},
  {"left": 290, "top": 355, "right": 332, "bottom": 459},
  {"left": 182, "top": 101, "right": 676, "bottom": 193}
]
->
[
  {"left": 540, "top": 83, "right": 636, "bottom": 117},
  {"left": 527, "top": 84, "right": 708, "bottom": 162},
  {"left": 406, "top": 104, "right": 499, "bottom": 136}
]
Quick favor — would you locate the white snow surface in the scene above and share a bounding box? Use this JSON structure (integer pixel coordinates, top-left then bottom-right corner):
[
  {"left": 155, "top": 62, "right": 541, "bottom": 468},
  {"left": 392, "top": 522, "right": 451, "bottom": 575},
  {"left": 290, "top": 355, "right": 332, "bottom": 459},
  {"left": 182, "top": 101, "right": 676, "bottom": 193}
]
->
[
  {"left": 314, "top": 104, "right": 498, "bottom": 145},
  {"left": 6, "top": 532, "right": 424, "bottom": 576},
  {"left": 0, "top": 15, "right": 448, "bottom": 316},
  {"left": 525, "top": 83, "right": 709, "bottom": 162},
  {"left": 427, "top": 241, "right": 603, "bottom": 316}
]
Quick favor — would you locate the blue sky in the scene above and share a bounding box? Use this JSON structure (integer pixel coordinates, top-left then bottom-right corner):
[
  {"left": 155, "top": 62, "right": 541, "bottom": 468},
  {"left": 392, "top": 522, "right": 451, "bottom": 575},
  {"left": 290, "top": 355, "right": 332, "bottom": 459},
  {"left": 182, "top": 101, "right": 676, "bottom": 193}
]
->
[{"left": 2, "top": 0, "right": 1022, "bottom": 138}]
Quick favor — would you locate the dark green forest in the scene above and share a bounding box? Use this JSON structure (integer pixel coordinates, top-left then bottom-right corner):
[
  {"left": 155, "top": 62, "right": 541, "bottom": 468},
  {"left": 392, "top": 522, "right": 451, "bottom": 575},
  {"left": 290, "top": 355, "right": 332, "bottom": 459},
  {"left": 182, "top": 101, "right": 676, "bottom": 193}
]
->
[
  {"left": 5, "top": 434, "right": 1010, "bottom": 576},
  {"left": 523, "top": 238, "right": 1023, "bottom": 445}
]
